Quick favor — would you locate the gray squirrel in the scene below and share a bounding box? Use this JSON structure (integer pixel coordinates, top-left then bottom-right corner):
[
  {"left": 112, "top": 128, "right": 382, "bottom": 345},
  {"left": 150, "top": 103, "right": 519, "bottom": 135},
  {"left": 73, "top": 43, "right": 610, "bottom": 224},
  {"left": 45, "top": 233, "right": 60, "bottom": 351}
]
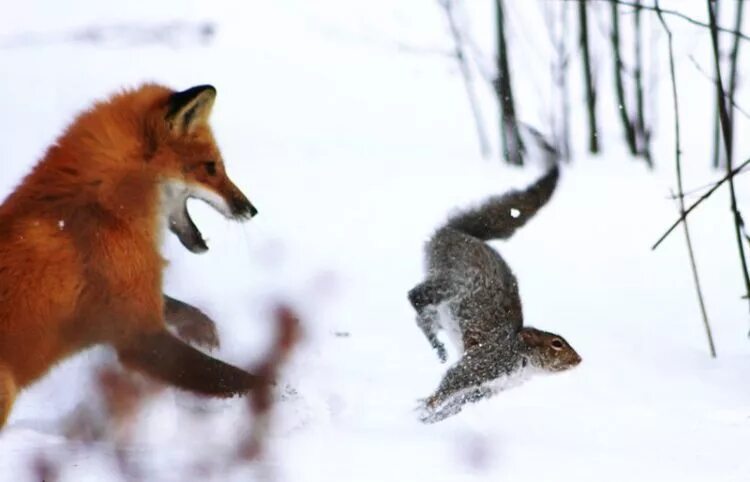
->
[{"left": 409, "top": 164, "right": 581, "bottom": 423}]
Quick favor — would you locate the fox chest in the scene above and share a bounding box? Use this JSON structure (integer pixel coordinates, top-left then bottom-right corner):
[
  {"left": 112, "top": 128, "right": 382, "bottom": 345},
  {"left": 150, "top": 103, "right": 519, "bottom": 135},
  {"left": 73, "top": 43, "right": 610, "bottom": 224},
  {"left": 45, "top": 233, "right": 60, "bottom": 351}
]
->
[{"left": 66, "top": 207, "right": 165, "bottom": 296}]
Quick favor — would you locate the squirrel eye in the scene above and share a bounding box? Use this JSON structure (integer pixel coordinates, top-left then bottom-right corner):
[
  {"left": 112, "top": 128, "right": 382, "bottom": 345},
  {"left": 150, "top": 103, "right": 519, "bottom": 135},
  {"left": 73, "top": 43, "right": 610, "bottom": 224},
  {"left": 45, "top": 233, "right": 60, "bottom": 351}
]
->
[
  {"left": 204, "top": 161, "right": 217, "bottom": 176},
  {"left": 551, "top": 339, "right": 564, "bottom": 350}
]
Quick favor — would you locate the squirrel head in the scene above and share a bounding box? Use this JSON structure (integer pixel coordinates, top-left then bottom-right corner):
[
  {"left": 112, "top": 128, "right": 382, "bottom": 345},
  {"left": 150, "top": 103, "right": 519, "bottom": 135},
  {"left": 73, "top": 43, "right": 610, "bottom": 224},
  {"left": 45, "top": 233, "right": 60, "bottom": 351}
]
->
[{"left": 519, "top": 327, "right": 581, "bottom": 372}]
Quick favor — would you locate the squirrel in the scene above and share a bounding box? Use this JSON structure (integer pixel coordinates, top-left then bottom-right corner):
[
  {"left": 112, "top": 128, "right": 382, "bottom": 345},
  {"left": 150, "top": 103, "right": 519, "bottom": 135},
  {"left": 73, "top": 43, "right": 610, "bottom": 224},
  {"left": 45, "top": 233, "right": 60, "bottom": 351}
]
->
[{"left": 409, "top": 164, "right": 581, "bottom": 423}]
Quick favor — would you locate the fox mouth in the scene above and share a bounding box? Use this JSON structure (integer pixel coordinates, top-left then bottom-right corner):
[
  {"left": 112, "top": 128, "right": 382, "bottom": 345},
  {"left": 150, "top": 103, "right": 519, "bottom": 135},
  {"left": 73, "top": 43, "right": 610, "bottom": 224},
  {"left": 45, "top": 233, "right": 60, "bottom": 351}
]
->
[
  {"left": 169, "top": 201, "right": 209, "bottom": 253},
  {"left": 164, "top": 182, "right": 257, "bottom": 254}
]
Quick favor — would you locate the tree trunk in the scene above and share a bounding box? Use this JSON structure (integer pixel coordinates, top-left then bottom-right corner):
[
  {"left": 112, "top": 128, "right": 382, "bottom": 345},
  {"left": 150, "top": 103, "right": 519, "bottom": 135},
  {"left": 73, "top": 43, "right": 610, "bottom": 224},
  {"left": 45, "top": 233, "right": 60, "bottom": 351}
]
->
[
  {"left": 610, "top": 2, "right": 637, "bottom": 156},
  {"left": 579, "top": 1, "right": 599, "bottom": 153},
  {"left": 633, "top": 0, "right": 652, "bottom": 166},
  {"left": 726, "top": 0, "right": 744, "bottom": 160},
  {"left": 712, "top": 0, "right": 722, "bottom": 168},
  {"left": 494, "top": 0, "right": 524, "bottom": 165}
]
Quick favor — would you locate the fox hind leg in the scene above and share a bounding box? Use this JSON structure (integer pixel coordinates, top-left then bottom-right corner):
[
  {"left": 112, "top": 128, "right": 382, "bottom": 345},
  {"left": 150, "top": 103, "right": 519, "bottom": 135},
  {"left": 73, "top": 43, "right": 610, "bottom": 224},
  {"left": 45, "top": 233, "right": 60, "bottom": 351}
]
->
[{"left": 0, "top": 364, "right": 16, "bottom": 429}]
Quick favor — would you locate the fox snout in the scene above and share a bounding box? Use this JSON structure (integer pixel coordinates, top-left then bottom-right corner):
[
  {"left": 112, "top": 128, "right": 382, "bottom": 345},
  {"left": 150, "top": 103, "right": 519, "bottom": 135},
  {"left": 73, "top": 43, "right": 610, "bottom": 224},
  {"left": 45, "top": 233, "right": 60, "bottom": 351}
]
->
[
  {"left": 163, "top": 177, "right": 256, "bottom": 253},
  {"left": 227, "top": 186, "right": 258, "bottom": 220}
]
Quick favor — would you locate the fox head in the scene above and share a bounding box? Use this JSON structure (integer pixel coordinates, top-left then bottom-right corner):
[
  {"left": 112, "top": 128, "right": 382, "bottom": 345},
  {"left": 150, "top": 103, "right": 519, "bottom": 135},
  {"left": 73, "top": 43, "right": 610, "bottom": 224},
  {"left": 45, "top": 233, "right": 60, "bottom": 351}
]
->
[{"left": 146, "top": 84, "right": 257, "bottom": 253}]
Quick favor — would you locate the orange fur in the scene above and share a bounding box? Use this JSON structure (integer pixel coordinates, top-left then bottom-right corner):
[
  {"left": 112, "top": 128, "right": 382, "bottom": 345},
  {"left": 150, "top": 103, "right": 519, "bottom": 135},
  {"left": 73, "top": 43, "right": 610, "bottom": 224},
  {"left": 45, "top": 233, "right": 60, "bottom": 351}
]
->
[{"left": 0, "top": 84, "right": 259, "bottom": 427}]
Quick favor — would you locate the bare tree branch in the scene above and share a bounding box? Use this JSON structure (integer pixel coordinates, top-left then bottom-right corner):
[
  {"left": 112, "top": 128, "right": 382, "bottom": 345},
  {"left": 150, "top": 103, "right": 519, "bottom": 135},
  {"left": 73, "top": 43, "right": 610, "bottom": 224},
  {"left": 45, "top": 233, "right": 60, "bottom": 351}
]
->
[
  {"left": 667, "top": 163, "right": 750, "bottom": 200},
  {"left": 707, "top": 0, "right": 750, "bottom": 320},
  {"left": 655, "top": 1, "right": 716, "bottom": 357},
  {"left": 687, "top": 54, "right": 750, "bottom": 120},
  {"left": 599, "top": 0, "right": 750, "bottom": 42},
  {"left": 652, "top": 157, "right": 750, "bottom": 250},
  {"left": 439, "top": 0, "right": 492, "bottom": 159}
]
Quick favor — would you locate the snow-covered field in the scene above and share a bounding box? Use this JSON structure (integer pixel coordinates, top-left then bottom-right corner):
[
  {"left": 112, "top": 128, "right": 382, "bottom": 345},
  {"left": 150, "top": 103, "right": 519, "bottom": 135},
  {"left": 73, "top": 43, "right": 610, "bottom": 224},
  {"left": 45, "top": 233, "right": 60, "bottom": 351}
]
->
[{"left": 2, "top": 1, "right": 750, "bottom": 481}]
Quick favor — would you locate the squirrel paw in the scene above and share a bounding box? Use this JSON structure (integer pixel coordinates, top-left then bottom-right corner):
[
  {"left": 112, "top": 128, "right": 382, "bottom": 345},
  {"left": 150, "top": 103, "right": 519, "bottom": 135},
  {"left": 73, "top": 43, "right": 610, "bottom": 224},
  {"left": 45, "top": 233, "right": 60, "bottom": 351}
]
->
[
  {"left": 414, "top": 399, "right": 437, "bottom": 424},
  {"left": 435, "top": 344, "right": 448, "bottom": 363}
]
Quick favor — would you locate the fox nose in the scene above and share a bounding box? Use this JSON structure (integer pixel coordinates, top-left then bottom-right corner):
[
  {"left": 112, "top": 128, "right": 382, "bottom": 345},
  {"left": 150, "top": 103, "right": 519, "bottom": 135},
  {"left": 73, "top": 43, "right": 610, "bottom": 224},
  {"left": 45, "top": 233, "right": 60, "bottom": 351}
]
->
[{"left": 230, "top": 193, "right": 258, "bottom": 220}]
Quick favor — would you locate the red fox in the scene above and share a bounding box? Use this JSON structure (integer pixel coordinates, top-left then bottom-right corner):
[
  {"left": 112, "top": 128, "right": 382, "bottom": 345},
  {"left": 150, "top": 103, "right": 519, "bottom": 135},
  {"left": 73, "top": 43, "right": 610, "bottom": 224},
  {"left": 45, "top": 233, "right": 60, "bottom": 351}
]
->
[{"left": 0, "top": 84, "right": 263, "bottom": 428}]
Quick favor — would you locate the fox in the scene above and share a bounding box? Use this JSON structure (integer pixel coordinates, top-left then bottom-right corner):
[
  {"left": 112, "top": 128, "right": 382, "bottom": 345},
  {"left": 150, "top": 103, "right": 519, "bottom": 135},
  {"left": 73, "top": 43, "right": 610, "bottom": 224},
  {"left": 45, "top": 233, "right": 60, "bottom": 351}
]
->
[
  {"left": 0, "top": 83, "right": 263, "bottom": 429},
  {"left": 409, "top": 164, "right": 581, "bottom": 423}
]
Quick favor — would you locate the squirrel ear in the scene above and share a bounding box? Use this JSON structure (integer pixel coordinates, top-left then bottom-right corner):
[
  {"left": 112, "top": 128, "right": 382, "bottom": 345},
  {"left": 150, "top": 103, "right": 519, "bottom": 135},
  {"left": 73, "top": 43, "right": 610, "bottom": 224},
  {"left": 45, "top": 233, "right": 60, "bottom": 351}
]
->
[
  {"left": 165, "top": 85, "right": 216, "bottom": 135},
  {"left": 519, "top": 328, "right": 541, "bottom": 346}
]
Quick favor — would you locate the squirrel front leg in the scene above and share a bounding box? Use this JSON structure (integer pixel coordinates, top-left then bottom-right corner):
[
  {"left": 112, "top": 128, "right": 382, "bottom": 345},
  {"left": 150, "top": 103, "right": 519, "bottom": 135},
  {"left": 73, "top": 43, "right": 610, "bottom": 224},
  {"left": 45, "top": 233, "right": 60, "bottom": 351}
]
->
[
  {"left": 415, "top": 308, "right": 448, "bottom": 363},
  {"left": 116, "top": 330, "right": 264, "bottom": 397},
  {"left": 409, "top": 278, "right": 453, "bottom": 362},
  {"left": 419, "top": 354, "right": 493, "bottom": 423},
  {"left": 163, "top": 295, "right": 220, "bottom": 350}
]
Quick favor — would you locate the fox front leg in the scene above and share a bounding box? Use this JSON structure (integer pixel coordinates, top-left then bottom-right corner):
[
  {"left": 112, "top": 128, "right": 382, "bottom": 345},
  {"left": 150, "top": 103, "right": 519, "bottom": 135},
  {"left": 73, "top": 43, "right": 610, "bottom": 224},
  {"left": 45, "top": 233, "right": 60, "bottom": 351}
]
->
[
  {"left": 0, "top": 364, "right": 17, "bottom": 429},
  {"left": 163, "top": 295, "right": 220, "bottom": 350},
  {"left": 117, "top": 330, "right": 265, "bottom": 397}
]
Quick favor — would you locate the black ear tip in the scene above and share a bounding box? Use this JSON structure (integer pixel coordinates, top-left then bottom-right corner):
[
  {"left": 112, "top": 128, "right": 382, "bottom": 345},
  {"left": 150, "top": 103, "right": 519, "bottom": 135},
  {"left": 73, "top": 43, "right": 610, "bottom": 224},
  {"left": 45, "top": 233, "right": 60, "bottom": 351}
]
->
[
  {"left": 194, "top": 84, "right": 216, "bottom": 95},
  {"left": 166, "top": 84, "right": 217, "bottom": 119}
]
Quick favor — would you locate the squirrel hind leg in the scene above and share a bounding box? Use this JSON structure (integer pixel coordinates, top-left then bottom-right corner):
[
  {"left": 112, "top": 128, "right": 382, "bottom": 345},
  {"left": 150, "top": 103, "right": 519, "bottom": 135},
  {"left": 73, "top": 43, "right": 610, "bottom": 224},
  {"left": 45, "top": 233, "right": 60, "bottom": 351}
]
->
[
  {"left": 0, "top": 364, "right": 17, "bottom": 429},
  {"left": 407, "top": 278, "right": 452, "bottom": 312},
  {"left": 117, "top": 330, "right": 264, "bottom": 398}
]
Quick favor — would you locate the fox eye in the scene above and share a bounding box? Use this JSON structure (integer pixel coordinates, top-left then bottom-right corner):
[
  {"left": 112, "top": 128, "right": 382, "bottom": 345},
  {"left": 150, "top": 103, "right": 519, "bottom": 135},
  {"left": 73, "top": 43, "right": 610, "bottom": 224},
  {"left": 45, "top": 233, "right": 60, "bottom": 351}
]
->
[
  {"left": 550, "top": 339, "right": 564, "bottom": 350},
  {"left": 203, "top": 161, "right": 217, "bottom": 176}
]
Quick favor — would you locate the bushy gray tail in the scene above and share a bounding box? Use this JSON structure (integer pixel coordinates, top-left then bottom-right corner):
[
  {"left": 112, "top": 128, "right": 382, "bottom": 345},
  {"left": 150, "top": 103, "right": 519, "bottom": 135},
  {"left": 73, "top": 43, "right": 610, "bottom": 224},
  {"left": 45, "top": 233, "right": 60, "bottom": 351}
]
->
[{"left": 445, "top": 165, "right": 559, "bottom": 241}]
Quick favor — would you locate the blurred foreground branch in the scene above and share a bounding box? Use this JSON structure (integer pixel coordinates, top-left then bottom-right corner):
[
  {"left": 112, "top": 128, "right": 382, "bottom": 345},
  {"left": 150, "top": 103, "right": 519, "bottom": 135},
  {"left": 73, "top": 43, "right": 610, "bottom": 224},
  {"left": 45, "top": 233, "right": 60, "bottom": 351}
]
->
[{"left": 1, "top": 21, "right": 215, "bottom": 49}]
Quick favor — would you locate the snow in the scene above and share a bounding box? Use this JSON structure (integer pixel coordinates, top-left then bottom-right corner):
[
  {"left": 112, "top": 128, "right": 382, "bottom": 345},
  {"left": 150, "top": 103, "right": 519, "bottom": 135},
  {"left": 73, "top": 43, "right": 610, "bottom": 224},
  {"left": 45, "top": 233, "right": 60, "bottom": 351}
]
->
[{"left": 2, "top": 1, "right": 750, "bottom": 481}]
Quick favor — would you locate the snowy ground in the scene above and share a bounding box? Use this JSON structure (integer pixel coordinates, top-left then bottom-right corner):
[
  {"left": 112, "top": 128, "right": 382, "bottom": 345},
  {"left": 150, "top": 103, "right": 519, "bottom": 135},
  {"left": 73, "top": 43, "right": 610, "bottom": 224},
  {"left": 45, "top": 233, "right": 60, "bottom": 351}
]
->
[{"left": 2, "top": 1, "right": 750, "bottom": 481}]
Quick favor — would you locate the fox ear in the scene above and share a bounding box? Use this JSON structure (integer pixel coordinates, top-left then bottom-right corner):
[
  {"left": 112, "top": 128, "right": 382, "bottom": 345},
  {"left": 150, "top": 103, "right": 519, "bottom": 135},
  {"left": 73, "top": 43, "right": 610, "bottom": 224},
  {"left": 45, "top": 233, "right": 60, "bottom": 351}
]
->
[{"left": 165, "top": 85, "right": 216, "bottom": 135}]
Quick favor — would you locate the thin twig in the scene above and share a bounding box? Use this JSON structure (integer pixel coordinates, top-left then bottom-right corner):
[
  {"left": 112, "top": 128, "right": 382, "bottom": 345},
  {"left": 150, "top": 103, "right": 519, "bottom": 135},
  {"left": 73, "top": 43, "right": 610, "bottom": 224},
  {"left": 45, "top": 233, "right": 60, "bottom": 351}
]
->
[
  {"left": 687, "top": 55, "right": 750, "bottom": 120},
  {"left": 707, "top": 0, "right": 750, "bottom": 322},
  {"left": 652, "top": 157, "right": 750, "bottom": 249},
  {"left": 440, "top": 0, "right": 491, "bottom": 159},
  {"left": 667, "top": 163, "right": 750, "bottom": 199},
  {"left": 655, "top": 2, "right": 715, "bottom": 357},
  {"left": 598, "top": 0, "right": 750, "bottom": 42}
]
